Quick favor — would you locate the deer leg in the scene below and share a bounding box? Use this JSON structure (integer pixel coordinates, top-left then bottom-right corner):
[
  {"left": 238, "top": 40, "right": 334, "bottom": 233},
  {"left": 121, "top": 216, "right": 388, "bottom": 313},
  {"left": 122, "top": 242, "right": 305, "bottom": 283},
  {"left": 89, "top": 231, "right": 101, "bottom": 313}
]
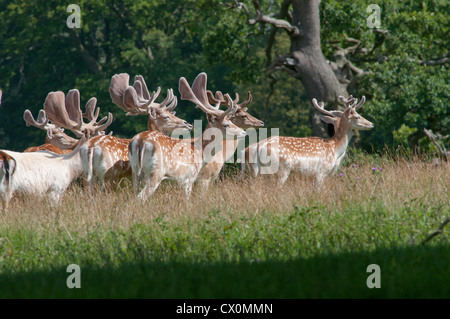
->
[
  {"left": 132, "top": 171, "right": 140, "bottom": 195},
  {"left": 182, "top": 181, "right": 194, "bottom": 199},
  {"left": 1, "top": 194, "right": 10, "bottom": 212},
  {"left": 197, "top": 179, "right": 211, "bottom": 192},
  {"left": 276, "top": 167, "right": 291, "bottom": 186},
  {"left": 137, "top": 168, "right": 164, "bottom": 202},
  {"left": 314, "top": 174, "right": 326, "bottom": 187}
]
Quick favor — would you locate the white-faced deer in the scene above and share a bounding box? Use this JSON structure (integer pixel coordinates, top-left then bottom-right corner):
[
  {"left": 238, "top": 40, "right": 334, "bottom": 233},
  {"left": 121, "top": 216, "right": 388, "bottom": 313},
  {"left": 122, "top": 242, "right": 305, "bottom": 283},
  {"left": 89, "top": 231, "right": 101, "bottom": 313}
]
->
[
  {"left": 195, "top": 90, "right": 264, "bottom": 190},
  {"left": 129, "top": 72, "right": 246, "bottom": 200},
  {"left": 240, "top": 95, "right": 374, "bottom": 185},
  {"left": 80, "top": 73, "right": 192, "bottom": 190},
  {"left": 23, "top": 89, "right": 109, "bottom": 154},
  {"left": 0, "top": 91, "right": 113, "bottom": 208}
]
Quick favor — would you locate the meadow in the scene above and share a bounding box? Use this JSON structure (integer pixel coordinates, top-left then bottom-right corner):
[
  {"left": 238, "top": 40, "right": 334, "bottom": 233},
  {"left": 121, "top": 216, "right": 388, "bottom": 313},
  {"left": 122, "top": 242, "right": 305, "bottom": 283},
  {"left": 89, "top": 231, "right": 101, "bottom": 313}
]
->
[{"left": 0, "top": 151, "right": 448, "bottom": 298}]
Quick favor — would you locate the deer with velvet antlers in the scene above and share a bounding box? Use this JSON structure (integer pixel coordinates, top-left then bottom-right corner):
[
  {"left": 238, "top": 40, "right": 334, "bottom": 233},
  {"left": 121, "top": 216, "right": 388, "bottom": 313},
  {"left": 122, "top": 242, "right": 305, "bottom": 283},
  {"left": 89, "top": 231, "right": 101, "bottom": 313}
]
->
[
  {"left": 129, "top": 72, "right": 246, "bottom": 200},
  {"left": 0, "top": 90, "right": 112, "bottom": 208},
  {"left": 240, "top": 95, "right": 374, "bottom": 185},
  {"left": 79, "top": 73, "right": 192, "bottom": 190},
  {"left": 194, "top": 90, "right": 264, "bottom": 190},
  {"left": 23, "top": 89, "right": 111, "bottom": 154}
]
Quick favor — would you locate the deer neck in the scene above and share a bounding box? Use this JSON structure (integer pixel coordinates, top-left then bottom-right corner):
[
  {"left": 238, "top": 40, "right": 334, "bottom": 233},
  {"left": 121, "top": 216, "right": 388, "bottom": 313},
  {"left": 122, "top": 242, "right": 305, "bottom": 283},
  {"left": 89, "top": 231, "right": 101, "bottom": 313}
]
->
[
  {"left": 220, "top": 138, "right": 240, "bottom": 162},
  {"left": 147, "top": 118, "right": 160, "bottom": 132},
  {"left": 46, "top": 132, "right": 79, "bottom": 150},
  {"left": 192, "top": 123, "right": 226, "bottom": 165},
  {"left": 332, "top": 120, "right": 353, "bottom": 158},
  {"left": 55, "top": 145, "right": 84, "bottom": 181}
]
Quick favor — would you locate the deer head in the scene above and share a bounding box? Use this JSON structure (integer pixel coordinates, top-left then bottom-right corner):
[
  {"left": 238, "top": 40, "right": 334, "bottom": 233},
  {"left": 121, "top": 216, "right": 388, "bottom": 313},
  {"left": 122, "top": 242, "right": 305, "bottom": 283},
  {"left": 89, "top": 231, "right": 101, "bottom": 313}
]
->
[
  {"left": 179, "top": 72, "right": 246, "bottom": 139},
  {"left": 24, "top": 109, "right": 78, "bottom": 149},
  {"left": 109, "top": 73, "right": 192, "bottom": 133},
  {"left": 312, "top": 95, "right": 374, "bottom": 133},
  {"left": 207, "top": 90, "right": 264, "bottom": 129},
  {"left": 42, "top": 89, "right": 113, "bottom": 137},
  {"left": 24, "top": 90, "right": 112, "bottom": 147}
]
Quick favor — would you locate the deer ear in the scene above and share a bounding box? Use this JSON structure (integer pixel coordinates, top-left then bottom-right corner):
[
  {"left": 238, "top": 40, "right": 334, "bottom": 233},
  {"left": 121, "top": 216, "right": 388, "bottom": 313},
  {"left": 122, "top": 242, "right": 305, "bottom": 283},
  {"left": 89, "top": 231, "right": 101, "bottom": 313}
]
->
[{"left": 320, "top": 115, "right": 338, "bottom": 125}]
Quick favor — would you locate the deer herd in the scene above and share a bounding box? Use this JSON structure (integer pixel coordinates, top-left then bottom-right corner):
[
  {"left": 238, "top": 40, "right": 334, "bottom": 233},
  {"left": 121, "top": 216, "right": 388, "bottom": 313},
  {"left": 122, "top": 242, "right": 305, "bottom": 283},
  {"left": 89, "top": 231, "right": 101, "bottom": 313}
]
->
[{"left": 0, "top": 72, "right": 374, "bottom": 208}]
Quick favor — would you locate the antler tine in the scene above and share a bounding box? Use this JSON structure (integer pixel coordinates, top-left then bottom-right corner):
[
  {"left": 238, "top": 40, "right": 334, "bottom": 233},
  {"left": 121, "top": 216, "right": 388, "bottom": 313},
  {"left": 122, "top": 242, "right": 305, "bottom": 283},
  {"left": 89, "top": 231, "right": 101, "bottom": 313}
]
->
[
  {"left": 122, "top": 86, "right": 160, "bottom": 115},
  {"left": 134, "top": 75, "right": 150, "bottom": 100},
  {"left": 159, "top": 89, "right": 178, "bottom": 112},
  {"left": 220, "top": 93, "right": 238, "bottom": 119},
  {"left": 110, "top": 73, "right": 131, "bottom": 110},
  {"left": 24, "top": 109, "right": 61, "bottom": 139},
  {"left": 91, "top": 112, "right": 114, "bottom": 135},
  {"left": 44, "top": 91, "right": 80, "bottom": 131},
  {"left": 132, "top": 80, "right": 145, "bottom": 103},
  {"left": 311, "top": 98, "right": 337, "bottom": 117},
  {"left": 190, "top": 72, "right": 221, "bottom": 111},
  {"left": 206, "top": 90, "right": 222, "bottom": 110},
  {"left": 238, "top": 91, "right": 253, "bottom": 109},
  {"left": 354, "top": 95, "right": 366, "bottom": 110},
  {"left": 215, "top": 91, "right": 225, "bottom": 103},
  {"left": 233, "top": 92, "right": 239, "bottom": 105},
  {"left": 159, "top": 89, "right": 173, "bottom": 109},
  {"left": 24, "top": 109, "right": 48, "bottom": 129},
  {"left": 65, "top": 89, "right": 83, "bottom": 130},
  {"left": 147, "top": 86, "right": 161, "bottom": 107},
  {"left": 338, "top": 95, "right": 357, "bottom": 108},
  {"left": 23, "top": 110, "right": 58, "bottom": 136},
  {"left": 179, "top": 76, "right": 222, "bottom": 117},
  {"left": 166, "top": 95, "right": 178, "bottom": 112},
  {"left": 82, "top": 97, "right": 99, "bottom": 121}
]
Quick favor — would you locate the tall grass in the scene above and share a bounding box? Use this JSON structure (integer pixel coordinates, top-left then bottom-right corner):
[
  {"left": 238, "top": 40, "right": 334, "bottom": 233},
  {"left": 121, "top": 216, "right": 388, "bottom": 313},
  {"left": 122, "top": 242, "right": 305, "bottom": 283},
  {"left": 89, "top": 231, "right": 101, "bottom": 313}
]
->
[{"left": 0, "top": 153, "right": 448, "bottom": 298}]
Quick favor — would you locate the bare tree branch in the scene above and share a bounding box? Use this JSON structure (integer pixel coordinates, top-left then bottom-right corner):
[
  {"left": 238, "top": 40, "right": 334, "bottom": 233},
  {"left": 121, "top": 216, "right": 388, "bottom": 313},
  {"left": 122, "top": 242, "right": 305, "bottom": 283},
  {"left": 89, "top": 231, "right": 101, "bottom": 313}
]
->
[
  {"left": 235, "top": 0, "right": 300, "bottom": 36},
  {"left": 424, "top": 128, "right": 449, "bottom": 161},
  {"left": 419, "top": 53, "right": 450, "bottom": 66},
  {"left": 265, "top": 0, "right": 292, "bottom": 67},
  {"left": 268, "top": 55, "right": 301, "bottom": 79}
]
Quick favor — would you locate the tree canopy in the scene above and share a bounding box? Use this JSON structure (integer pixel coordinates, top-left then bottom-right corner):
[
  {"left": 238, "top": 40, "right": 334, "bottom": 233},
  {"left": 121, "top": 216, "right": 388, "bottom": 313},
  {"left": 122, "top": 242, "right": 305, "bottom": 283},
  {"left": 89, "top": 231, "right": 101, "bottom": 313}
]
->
[{"left": 0, "top": 0, "right": 448, "bottom": 153}]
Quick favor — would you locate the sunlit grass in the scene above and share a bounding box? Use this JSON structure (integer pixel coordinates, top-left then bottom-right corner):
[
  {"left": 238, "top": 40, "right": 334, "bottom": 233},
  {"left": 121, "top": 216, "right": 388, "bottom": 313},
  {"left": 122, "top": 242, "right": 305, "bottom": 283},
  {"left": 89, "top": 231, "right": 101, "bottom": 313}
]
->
[{"left": 0, "top": 153, "right": 448, "bottom": 298}]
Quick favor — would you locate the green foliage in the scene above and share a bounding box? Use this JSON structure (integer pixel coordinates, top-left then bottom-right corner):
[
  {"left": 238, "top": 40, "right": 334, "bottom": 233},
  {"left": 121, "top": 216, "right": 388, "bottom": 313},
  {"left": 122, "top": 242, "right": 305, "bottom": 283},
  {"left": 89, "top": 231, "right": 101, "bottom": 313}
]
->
[
  {"left": 319, "top": 0, "right": 449, "bottom": 149},
  {"left": 0, "top": 0, "right": 448, "bottom": 152},
  {"left": 393, "top": 124, "right": 416, "bottom": 147}
]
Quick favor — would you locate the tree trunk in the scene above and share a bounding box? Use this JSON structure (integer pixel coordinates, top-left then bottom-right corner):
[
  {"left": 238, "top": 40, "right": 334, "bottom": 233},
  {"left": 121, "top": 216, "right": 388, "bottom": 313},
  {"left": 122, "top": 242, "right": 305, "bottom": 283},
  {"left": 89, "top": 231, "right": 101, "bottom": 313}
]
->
[
  {"left": 289, "top": 0, "right": 347, "bottom": 137},
  {"left": 243, "top": 0, "right": 365, "bottom": 137}
]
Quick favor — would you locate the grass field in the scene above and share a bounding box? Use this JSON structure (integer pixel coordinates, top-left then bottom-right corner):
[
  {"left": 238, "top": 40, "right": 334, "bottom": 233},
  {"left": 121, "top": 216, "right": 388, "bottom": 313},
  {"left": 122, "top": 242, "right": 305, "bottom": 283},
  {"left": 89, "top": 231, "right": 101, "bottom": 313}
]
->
[{"left": 0, "top": 151, "right": 448, "bottom": 298}]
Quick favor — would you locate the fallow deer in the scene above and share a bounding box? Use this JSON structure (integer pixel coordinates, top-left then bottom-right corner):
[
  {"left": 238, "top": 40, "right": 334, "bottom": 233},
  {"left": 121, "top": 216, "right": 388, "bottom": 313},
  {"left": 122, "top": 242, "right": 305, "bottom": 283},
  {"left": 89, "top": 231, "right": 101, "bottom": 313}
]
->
[
  {"left": 129, "top": 72, "right": 246, "bottom": 200},
  {"left": 240, "top": 95, "right": 374, "bottom": 185},
  {"left": 23, "top": 89, "right": 110, "bottom": 154},
  {"left": 80, "top": 73, "right": 192, "bottom": 189},
  {"left": 195, "top": 90, "right": 264, "bottom": 190},
  {"left": 0, "top": 91, "right": 113, "bottom": 208}
]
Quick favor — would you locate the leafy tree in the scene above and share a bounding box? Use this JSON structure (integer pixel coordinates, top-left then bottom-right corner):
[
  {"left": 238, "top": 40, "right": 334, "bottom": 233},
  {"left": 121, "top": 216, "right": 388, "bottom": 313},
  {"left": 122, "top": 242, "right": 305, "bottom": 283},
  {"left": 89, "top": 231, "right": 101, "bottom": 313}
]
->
[
  {"left": 204, "top": 0, "right": 449, "bottom": 149},
  {"left": 0, "top": 0, "right": 448, "bottom": 154}
]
